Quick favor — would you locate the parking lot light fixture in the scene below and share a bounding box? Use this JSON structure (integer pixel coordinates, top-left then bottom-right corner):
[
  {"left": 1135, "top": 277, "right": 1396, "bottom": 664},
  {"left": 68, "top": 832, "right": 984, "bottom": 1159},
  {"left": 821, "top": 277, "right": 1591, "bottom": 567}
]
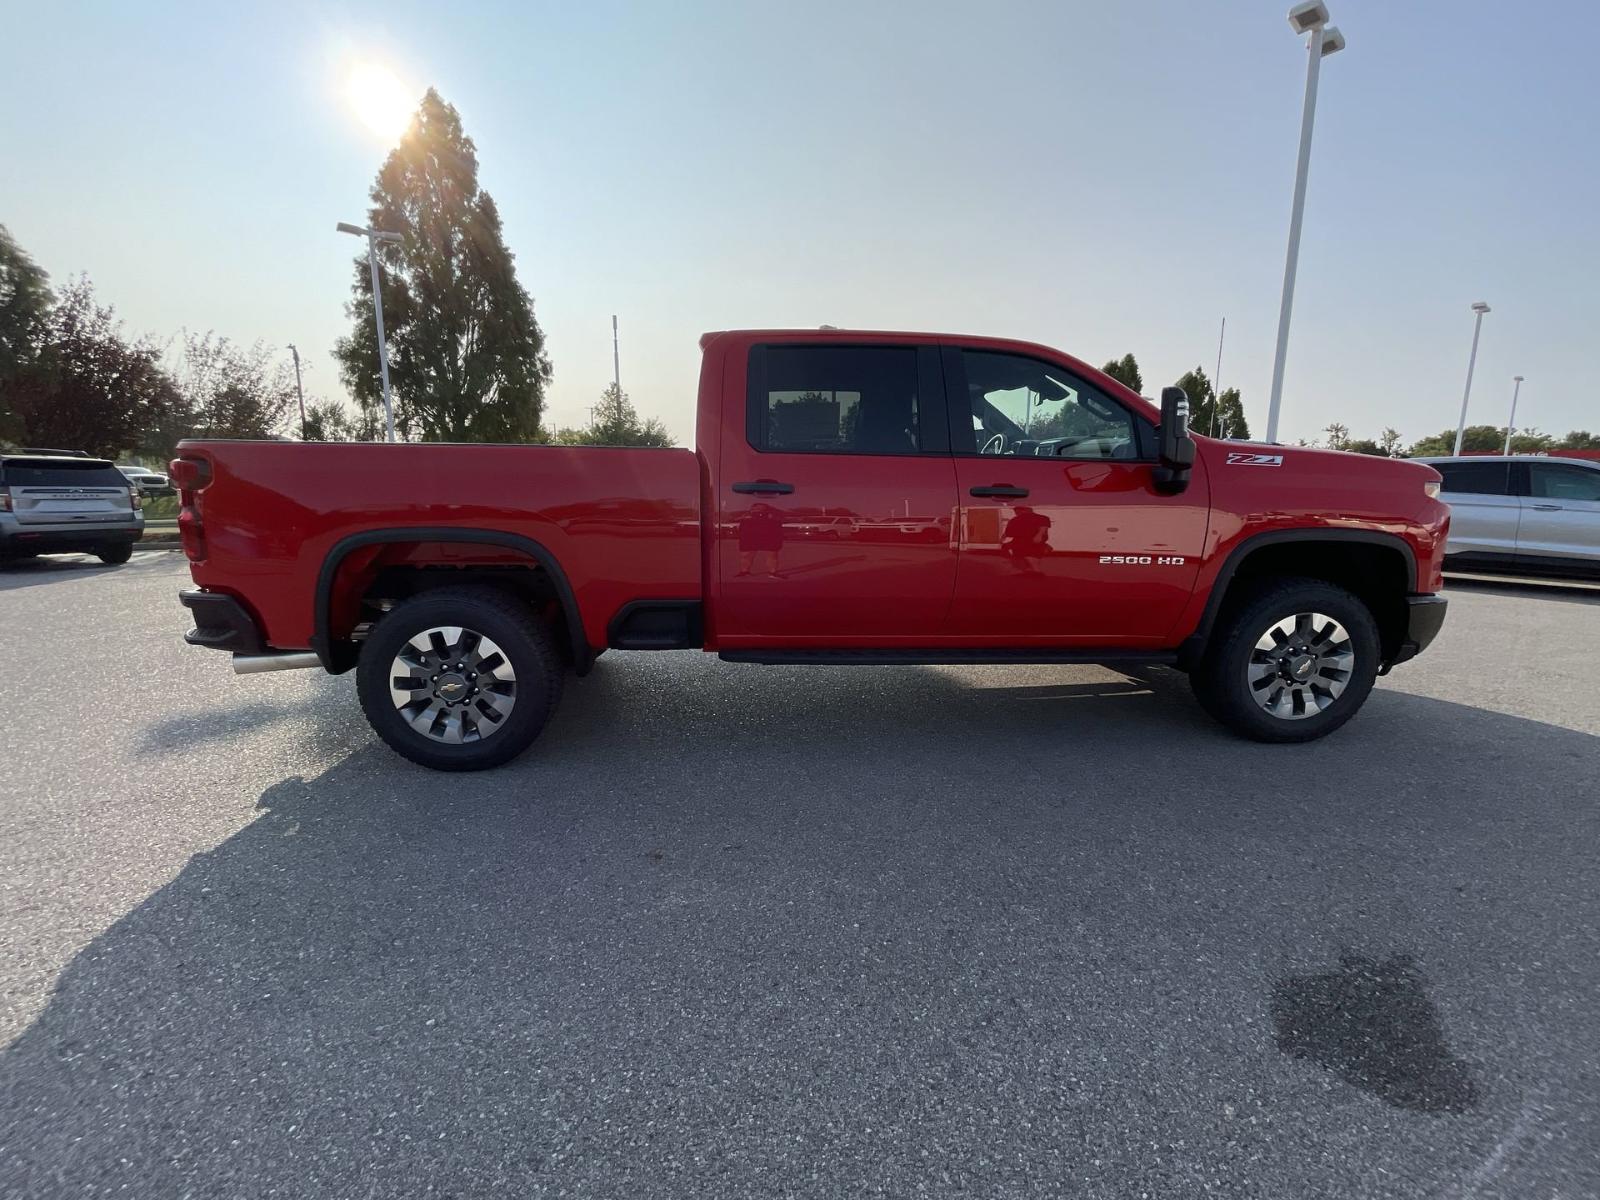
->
[
  {"left": 337, "top": 221, "right": 402, "bottom": 442},
  {"left": 1265, "top": 3, "right": 1346, "bottom": 445},
  {"left": 1452, "top": 302, "right": 1491, "bottom": 456},
  {"left": 1503, "top": 375, "right": 1524, "bottom": 455}
]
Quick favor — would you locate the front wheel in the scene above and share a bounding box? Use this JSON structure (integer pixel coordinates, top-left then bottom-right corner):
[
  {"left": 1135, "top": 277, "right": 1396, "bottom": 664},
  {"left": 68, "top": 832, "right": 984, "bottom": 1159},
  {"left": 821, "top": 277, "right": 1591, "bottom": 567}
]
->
[
  {"left": 1190, "top": 578, "right": 1380, "bottom": 743},
  {"left": 356, "top": 585, "right": 565, "bottom": 771}
]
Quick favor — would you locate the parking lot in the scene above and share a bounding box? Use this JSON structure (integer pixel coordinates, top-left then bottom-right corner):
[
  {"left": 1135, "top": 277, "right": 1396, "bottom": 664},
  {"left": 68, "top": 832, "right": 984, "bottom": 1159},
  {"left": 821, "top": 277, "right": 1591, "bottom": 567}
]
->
[{"left": 1, "top": 549, "right": 1596, "bottom": 1198}]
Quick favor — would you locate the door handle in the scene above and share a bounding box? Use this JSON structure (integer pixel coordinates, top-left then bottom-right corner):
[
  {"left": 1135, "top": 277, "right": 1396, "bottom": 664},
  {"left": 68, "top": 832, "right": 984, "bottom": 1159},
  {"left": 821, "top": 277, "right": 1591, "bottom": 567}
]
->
[
  {"left": 1530, "top": 503, "right": 1562, "bottom": 511},
  {"left": 969, "top": 485, "right": 1029, "bottom": 498},
  {"left": 731, "top": 480, "right": 795, "bottom": 495}
]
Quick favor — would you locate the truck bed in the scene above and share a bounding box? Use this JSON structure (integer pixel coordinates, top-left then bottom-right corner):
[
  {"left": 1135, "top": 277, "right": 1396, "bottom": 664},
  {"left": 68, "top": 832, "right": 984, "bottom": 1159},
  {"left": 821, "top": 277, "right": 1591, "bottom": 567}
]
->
[{"left": 179, "top": 441, "right": 702, "bottom": 654}]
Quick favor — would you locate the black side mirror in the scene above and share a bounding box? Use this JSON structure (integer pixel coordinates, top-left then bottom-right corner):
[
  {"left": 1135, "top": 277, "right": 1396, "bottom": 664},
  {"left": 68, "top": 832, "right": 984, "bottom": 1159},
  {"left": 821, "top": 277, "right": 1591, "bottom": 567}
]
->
[{"left": 1153, "top": 386, "right": 1195, "bottom": 495}]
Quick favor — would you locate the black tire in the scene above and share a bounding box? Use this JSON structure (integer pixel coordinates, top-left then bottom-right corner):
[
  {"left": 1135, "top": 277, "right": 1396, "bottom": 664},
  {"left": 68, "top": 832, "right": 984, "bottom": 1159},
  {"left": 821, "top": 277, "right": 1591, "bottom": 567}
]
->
[
  {"left": 1190, "top": 577, "right": 1381, "bottom": 744},
  {"left": 356, "top": 585, "right": 565, "bottom": 771},
  {"left": 95, "top": 542, "right": 134, "bottom": 564}
]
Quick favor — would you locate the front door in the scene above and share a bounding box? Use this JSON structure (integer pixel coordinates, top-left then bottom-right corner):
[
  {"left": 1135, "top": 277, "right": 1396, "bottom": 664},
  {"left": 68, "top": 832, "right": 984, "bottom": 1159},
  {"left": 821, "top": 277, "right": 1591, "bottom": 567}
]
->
[
  {"left": 1518, "top": 460, "right": 1600, "bottom": 569},
  {"left": 943, "top": 347, "right": 1209, "bottom": 644},
  {"left": 716, "top": 341, "right": 959, "bottom": 643}
]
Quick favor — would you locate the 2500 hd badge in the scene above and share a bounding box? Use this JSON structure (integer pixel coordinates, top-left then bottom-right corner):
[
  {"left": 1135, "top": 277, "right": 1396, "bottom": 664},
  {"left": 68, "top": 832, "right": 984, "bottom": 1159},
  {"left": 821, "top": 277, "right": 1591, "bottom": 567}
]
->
[{"left": 1099, "top": 554, "right": 1187, "bottom": 565}]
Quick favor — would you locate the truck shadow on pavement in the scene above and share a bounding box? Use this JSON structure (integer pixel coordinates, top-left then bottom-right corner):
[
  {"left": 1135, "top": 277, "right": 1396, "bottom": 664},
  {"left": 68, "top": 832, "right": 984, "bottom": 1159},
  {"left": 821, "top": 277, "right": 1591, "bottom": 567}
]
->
[{"left": 3, "top": 658, "right": 1597, "bottom": 1197}]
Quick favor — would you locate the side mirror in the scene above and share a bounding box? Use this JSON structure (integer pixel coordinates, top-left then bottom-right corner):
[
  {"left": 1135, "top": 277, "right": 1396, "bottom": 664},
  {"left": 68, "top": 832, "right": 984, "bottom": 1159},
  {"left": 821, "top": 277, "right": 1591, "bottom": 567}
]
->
[{"left": 1153, "top": 386, "right": 1195, "bottom": 495}]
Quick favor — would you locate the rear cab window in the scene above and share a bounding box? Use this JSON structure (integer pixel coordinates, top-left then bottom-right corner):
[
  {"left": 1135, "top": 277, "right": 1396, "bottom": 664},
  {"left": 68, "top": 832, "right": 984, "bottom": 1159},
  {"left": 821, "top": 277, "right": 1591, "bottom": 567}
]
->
[{"left": 746, "top": 344, "right": 947, "bottom": 456}]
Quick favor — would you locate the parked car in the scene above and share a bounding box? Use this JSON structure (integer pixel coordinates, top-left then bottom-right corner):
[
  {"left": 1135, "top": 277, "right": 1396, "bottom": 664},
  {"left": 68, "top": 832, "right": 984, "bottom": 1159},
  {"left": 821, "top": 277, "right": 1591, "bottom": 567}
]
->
[
  {"left": 171, "top": 329, "right": 1449, "bottom": 769},
  {"left": 0, "top": 453, "right": 145, "bottom": 564},
  {"left": 1414, "top": 455, "right": 1600, "bottom": 578},
  {"left": 117, "top": 464, "right": 172, "bottom": 496}
]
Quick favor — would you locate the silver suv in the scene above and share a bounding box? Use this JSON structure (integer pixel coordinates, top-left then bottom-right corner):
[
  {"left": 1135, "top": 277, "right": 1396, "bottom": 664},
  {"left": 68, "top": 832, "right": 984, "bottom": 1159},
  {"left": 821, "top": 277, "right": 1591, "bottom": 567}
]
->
[
  {"left": 1415, "top": 455, "right": 1600, "bottom": 578},
  {"left": 0, "top": 453, "right": 145, "bottom": 564}
]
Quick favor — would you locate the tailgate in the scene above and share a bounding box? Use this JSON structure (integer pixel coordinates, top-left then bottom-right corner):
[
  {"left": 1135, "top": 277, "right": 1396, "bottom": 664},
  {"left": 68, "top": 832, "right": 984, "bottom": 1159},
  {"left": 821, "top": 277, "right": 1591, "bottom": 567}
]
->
[{"left": 11, "top": 485, "right": 133, "bottom": 525}]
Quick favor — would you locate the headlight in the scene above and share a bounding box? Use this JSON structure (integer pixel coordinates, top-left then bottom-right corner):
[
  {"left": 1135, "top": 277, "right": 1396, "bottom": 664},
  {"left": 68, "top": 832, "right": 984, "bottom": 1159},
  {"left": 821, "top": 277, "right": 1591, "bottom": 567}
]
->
[{"left": 1423, "top": 481, "right": 1441, "bottom": 499}]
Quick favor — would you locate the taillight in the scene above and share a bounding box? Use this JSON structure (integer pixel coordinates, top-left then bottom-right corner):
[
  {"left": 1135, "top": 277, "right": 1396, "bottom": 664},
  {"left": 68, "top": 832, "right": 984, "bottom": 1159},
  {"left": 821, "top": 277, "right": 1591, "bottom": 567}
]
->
[
  {"left": 0, "top": 487, "right": 10, "bottom": 513},
  {"left": 169, "top": 455, "right": 213, "bottom": 562},
  {"left": 128, "top": 485, "right": 143, "bottom": 511}
]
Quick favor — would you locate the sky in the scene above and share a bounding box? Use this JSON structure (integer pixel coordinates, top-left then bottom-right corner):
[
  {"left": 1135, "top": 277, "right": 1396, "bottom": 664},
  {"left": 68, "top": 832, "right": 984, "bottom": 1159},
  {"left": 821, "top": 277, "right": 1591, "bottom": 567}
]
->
[{"left": 3, "top": 0, "right": 1596, "bottom": 448}]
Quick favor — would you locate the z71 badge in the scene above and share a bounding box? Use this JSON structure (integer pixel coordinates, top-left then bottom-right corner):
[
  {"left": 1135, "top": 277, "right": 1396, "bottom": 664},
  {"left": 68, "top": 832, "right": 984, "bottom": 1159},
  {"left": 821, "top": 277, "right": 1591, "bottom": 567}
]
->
[{"left": 1227, "top": 452, "right": 1284, "bottom": 466}]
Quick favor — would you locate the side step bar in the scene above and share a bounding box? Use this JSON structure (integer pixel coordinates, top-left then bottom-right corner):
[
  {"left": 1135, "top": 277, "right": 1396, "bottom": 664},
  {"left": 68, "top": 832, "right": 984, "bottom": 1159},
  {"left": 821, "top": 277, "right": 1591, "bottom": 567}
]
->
[
  {"left": 233, "top": 651, "right": 322, "bottom": 675},
  {"left": 717, "top": 648, "right": 1180, "bottom": 667}
]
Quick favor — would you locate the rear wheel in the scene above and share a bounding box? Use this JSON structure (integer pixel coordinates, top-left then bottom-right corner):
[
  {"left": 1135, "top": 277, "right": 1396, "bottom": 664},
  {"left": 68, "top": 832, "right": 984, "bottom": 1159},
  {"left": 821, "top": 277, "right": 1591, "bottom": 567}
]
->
[
  {"left": 1191, "top": 577, "right": 1380, "bottom": 743},
  {"left": 356, "top": 586, "right": 565, "bottom": 771},
  {"left": 95, "top": 542, "right": 134, "bottom": 564}
]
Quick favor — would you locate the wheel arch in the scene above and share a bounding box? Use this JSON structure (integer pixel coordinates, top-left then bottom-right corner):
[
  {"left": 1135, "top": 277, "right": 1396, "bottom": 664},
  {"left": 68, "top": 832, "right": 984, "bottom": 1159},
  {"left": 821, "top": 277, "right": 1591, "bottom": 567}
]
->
[
  {"left": 311, "top": 527, "right": 591, "bottom": 676},
  {"left": 1180, "top": 530, "right": 1418, "bottom": 668}
]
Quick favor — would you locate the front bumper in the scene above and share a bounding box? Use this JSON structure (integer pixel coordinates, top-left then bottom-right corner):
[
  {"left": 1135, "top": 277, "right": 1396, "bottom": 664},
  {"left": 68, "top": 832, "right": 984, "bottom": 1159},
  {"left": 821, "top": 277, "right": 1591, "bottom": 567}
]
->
[
  {"left": 1386, "top": 593, "right": 1448, "bottom": 669},
  {"left": 180, "top": 588, "right": 266, "bottom": 654}
]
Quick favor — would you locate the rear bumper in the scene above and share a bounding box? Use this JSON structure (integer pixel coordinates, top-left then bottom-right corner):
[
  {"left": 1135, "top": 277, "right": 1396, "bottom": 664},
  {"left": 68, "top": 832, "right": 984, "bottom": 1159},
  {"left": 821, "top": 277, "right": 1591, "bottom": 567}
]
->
[
  {"left": 1386, "top": 593, "right": 1448, "bottom": 669},
  {"left": 180, "top": 588, "right": 267, "bottom": 654},
  {"left": 0, "top": 524, "right": 141, "bottom": 555}
]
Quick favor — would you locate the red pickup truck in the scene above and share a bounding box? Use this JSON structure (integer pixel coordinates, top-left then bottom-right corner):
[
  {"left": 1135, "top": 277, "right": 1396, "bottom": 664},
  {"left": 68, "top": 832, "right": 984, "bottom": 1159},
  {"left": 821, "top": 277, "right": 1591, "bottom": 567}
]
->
[{"left": 172, "top": 329, "right": 1449, "bottom": 770}]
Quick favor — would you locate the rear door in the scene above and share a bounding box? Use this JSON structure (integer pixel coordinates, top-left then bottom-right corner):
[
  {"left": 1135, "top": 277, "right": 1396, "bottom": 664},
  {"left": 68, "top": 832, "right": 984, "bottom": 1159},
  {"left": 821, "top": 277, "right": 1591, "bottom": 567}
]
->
[
  {"left": 715, "top": 341, "right": 959, "bottom": 642},
  {"left": 1516, "top": 461, "right": 1600, "bottom": 568},
  {"left": 1433, "top": 460, "right": 1521, "bottom": 565}
]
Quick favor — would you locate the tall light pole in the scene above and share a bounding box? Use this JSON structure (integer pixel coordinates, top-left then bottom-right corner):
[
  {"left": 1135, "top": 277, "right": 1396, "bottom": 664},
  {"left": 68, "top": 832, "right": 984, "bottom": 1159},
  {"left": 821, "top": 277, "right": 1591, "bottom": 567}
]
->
[
  {"left": 1212, "top": 316, "right": 1226, "bottom": 437},
  {"left": 612, "top": 315, "right": 621, "bottom": 394},
  {"left": 287, "top": 343, "right": 307, "bottom": 440},
  {"left": 1503, "top": 374, "right": 1524, "bottom": 455},
  {"left": 337, "top": 221, "right": 403, "bottom": 442},
  {"left": 1264, "top": 3, "right": 1346, "bottom": 445},
  {"left": 1452, "top": 301, "right": 1491, "bottom": 456}
]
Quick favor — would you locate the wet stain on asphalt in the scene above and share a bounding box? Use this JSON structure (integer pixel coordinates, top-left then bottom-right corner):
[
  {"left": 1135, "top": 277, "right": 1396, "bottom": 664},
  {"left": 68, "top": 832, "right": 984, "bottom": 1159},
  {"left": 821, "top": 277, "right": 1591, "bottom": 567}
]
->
[{"left": 1271, "top": 952, "right": 1480, "bottom": 1113}]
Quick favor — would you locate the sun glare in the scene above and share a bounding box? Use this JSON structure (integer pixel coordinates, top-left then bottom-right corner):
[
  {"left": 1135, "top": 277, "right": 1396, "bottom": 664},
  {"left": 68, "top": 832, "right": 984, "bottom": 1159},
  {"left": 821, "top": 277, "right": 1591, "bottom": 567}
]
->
[{"left": 347, "top": 62, "right": 414, "bottom": 141}]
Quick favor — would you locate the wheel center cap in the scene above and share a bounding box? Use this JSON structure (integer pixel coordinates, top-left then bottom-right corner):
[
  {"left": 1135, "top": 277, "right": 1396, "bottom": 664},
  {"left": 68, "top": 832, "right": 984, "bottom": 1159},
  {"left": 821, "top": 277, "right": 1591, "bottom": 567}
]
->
[
  {"left": 1288, "top": 655, "right": 1315, "bottom": 680},
  {"left": 436, "top": 674, "right": 468, "bottom": 701}
]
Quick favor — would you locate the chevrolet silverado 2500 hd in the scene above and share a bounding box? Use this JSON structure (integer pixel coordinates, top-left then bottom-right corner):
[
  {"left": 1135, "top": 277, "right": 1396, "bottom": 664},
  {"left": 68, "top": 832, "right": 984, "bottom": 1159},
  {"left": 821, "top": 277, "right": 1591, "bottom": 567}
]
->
[{"left": 172, "top": 330, "right": 1449, "bottom": 770}]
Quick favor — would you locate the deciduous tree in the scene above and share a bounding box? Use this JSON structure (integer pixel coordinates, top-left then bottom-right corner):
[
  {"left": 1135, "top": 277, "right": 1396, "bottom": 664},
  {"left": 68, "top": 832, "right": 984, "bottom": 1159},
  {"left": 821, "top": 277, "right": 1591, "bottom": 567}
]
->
[{"left": 4, "top": 277, "right": 177, "bottom": 458}]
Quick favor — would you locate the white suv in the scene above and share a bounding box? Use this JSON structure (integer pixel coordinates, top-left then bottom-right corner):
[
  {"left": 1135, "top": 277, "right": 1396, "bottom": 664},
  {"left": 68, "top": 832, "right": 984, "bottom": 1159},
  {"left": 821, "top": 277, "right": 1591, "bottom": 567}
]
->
[{"left": 1415, "top": 456, "right": 1600, "bottom": 578}]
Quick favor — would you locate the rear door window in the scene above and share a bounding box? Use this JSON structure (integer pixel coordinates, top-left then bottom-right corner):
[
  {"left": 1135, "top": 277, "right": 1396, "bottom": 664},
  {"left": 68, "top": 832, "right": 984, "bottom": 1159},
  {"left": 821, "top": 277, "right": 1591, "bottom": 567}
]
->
[
  {"left": 1434, "top": 461, "right": 1513, "bottom": 496},
  {"left": 0, "top": 459, "right": 128, "bottom": 488}
]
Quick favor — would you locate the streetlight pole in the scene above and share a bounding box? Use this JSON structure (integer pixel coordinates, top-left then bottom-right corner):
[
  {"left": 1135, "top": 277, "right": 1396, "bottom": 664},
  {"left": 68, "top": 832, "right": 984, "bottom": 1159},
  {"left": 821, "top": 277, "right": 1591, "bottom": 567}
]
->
[
  {"left": 612, "top": 314, "right": 621, "bottom": 395},
  {"left": 287, "top": 343, "right": 307, "bottom": 440},
  {"left": 1452, "top": 301, "right": 1491, "bottom": 456},
  {"left": 1265, "top": 3, "right": 1345, "bottom": 445},
  {"left": 336, "top": 221, "right": 402, "bottom": 442},
  {"left": 1212, "top": 316, "right": 1226, "bottom": 437},
  {"left": 1503, "top": 374, "right": 1524, "bottom": 455}
]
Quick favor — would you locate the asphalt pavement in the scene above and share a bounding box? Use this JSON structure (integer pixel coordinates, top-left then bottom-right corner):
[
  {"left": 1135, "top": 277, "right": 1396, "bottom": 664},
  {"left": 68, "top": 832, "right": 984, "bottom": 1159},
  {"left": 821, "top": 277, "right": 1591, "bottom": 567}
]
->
[{"left": 1, "top": 550, "right": 1596, "bottom": 1198}]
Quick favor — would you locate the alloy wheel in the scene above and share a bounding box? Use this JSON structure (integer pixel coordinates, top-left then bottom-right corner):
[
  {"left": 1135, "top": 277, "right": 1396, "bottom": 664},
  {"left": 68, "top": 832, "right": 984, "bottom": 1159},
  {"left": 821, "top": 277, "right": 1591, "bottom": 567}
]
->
[
  {"left": 1245, "top": 611, "right": 1355, "bottom": 721},
  {"left": 388, "top": 625, "right": 517, "bottom": 743}
]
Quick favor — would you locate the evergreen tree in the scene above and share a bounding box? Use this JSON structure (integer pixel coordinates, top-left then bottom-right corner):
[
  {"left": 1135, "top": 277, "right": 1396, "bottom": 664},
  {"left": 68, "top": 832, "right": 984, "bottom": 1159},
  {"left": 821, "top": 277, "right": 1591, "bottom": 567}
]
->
[
  {"left": 1100, "top": 354, "right": 1142, "bottom": 393},
  {"left": 1173, "top": 366, "right": 1251, "bottom": 441},
  {"left": 546, "top": 383, "right": 673, "bottom": 447},
  {"left": 334, "top": 89, "right": 551, "bottom": 442}
]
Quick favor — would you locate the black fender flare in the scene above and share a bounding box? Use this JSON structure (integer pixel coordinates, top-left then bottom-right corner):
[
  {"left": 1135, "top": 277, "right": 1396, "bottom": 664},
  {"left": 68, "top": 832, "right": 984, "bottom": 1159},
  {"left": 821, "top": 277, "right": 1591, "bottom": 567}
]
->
[
  {"left": 1177, "top": 528, "right": 1418, "bottom": 668},
  {"left": 310, "top": 527, "right": 592, "bottom": 676}
]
